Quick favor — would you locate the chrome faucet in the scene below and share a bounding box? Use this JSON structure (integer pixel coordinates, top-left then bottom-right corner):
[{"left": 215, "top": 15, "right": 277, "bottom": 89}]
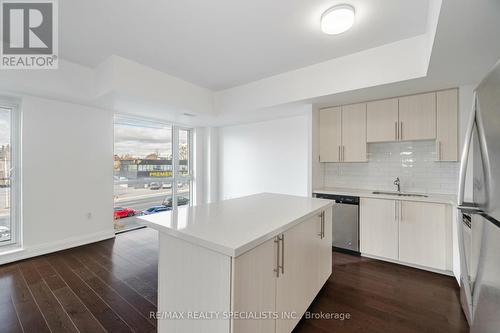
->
[{"left": 394, "top": 177, "right": 401, "bottom": 192}]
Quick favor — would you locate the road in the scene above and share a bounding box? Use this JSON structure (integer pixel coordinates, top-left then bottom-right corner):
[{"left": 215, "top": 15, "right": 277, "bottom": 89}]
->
[
  {"left": 113, "top": 190, "right": 190, "bottom": 232},
  {"left": 116, "top": 193, "right": 169, "bottom": 212},
  {"left": 115, "top": 190, "right": 190, "bottom": 213}
]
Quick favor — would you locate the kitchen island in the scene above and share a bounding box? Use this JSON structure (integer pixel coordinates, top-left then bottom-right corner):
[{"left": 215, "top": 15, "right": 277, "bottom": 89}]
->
[{"left": 138, "top": 193, "right": 333, "bottom": 333}]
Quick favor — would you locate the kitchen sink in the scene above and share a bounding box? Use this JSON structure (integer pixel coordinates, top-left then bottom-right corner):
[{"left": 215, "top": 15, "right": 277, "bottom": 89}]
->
[{"left": 372, "top": 191, "right": 428, "bottom": 198}]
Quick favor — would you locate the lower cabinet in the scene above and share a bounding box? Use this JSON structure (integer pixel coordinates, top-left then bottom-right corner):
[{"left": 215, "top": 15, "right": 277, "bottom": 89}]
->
[
  {"left": 360, "top": 198, "right": 398, "bottom": 260},
  {"left": 399, "top": 201, "right": 448, "bottom": 270},
  {"left": 232, "top": 208, "right": 332, "bottom": 333},
  {"left": 360, "top": 198, "right": 451, "bottom": 271}
]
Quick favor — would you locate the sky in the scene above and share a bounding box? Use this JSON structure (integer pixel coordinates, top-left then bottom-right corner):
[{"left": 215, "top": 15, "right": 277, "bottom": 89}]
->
[{"left": 114, "top": 121, "right": 188, "bottom": 158}]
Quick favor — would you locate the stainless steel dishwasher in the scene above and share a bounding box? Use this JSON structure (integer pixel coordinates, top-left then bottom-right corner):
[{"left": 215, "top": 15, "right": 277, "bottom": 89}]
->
[{"left": 314, "top": 193, "right": 360, "bottom": 255}]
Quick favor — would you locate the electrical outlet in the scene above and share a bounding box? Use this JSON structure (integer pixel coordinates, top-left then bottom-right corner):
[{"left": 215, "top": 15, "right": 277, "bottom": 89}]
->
[{"left": 86, "top": 212, "right": 92, "bottom": 219}]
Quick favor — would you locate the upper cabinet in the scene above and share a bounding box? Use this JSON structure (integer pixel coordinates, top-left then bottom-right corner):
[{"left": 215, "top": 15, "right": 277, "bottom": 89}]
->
[
  {"left": 436, "top": 89, "right": 459, "bottom": 161},
  {"left": 366, "top": 92, "right": 438, "bottom": 143},
  {"left": 319, "top": 106, "right": 342, "bottom": 162},
  {"left": 319, "top": 104, "right": 367, "bottom": 163},
  {"left": 319, "top": 89, "right": 458, "bottom": 163},
  {"left": 367, "top": 98, "right": 399, "bottom": 143},
  {"left": 342, "top": 103, "right": 367, "bottom": 162},
  {"left": 398, "top": 92, "right": 436, "bottom": 141}
]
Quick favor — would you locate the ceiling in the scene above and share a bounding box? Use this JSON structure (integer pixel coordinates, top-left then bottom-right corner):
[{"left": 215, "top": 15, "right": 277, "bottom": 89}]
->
[
  {"left": 59, "top": 0, "right": 429, "bottom": 90},
  {"left": 312, "top": 0, "right": 500, "bottom": 108}
]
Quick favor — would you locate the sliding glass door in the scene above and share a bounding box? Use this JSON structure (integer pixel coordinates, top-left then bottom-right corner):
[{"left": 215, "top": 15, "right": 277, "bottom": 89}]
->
[{"left": 113, "top": 116, "right": 193, "bottom": 232}]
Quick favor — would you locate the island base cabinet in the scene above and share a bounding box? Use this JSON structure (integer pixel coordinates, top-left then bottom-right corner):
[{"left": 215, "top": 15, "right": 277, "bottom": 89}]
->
[
  {"left": 276, "top": 214, "right": 320, "bottom": 333},
  {"left": 232, "top": 238, "right": 277, "bottom": 333},
  {"left": 153, "top": 207, "right": 333, "bottom": 333},
  {"left": 157, "top": 233, "right": 232, "bottom": 333},
  {"left": 317, "top": 207, "right": 333, "bottom": 290},
  {"left": 232, "top": 207, "right": 333, "bottom": 333}
]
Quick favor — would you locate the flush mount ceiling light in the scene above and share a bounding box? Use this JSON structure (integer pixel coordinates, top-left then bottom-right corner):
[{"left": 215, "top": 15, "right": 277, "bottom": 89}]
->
[{"left": 321, "top": 4, "right": 355, "bottom": 35}]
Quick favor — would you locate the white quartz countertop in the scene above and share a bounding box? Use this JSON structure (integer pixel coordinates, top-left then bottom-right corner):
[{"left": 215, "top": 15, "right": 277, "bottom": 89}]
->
[
  {"left": 138, "top": 193, "right": 333, "bottom": 257},
  {"left": 313, "top": 187, "right": 457, "bottom": 205}
]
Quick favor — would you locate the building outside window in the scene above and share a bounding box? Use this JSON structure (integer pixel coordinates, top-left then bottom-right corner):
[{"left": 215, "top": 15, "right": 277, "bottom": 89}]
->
[{"left": 113, "top": 115, "right": 193, "bottom": 232}]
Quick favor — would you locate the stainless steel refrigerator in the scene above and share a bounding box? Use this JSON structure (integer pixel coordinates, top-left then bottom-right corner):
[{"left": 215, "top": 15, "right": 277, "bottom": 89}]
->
[{"left": 458, "top": 59, "right": 500, "bottom": 332}]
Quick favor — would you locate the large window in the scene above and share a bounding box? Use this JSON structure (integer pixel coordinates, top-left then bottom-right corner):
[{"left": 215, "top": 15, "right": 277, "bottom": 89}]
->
[
  {"left": 0, "top": 102, "right": 19, "bottom": 247},
  {"left": 113, "top": 116, "right": 193, "bottom": 232}
]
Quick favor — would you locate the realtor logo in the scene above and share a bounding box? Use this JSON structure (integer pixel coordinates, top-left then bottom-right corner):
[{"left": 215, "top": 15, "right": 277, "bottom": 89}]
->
[{"left": 1, "top": 0, "right": 58, "bottom": 69}]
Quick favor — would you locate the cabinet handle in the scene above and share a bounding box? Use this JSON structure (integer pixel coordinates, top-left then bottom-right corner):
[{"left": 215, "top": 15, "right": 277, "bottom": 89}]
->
[
  {"left": 400, "top": 122, "right": 403, "bottom": 140},
  {"left": 317, "top": 212, "right": 323, "bottom": 238},
  {"left": 338, "top": 146, "right": 341, "bottom": 162},
  {"left": 322, "top": 211, "right": 325, "bottom": 239},
  {"left": 400, "top": 202, "right": 404, "bottom": 224},
  {"left": 321, "top": 212, "right": 324, "bottom": 239},
  {"left": 274, "top": 236, "right": 281, "bottom": 277},
  {"left": 318, "top": 211, "right": 325, "bottom": 239},
  {"left": 342, "top": 146, "right": 345, "bottom": 162},
  {"left": 437, "top": 141, "right": 442, "bottom": 160},
  {"left": 395, "top": 201, "right": 398, "bottom": 222},
  {"left": 395, "top": 122, "right": 398, "bottom": 140},
  {"left": 280, "top": 235, "right": 285, "bottom": 274}
]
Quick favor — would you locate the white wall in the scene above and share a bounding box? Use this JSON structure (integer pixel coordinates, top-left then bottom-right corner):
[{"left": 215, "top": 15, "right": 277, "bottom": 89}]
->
[
  {"left": 0, "top": 96, "right": 114, "bottom": 264},
  {"left": 218, "top": 114, "right": 311, "bottom": 200},
  {"left": 100, "top": 56, "right": 215, "bottom": 118}
]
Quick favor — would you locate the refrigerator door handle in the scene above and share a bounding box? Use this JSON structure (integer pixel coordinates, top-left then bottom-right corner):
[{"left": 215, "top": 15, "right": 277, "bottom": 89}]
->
[
  {"left": 458, "top": 92, "right": 477, "bottom": 206},
  {"left": 475, "top": 98, "right": 494, "bottom": 213}
]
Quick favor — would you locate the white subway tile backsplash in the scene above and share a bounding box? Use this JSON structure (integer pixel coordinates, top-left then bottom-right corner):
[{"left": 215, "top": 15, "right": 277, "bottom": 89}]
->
[{"left": 324, "top": 140, "right": 459, "bottom": 194}]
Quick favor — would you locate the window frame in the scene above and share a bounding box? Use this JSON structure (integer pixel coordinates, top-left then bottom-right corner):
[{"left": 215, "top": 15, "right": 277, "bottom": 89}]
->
[
  {"left": 113, "top": 114, "right": 194, "bottom": 216},
  {"left": 172, "top": 126, "right": 194, "bottom": 210},
  {"left": 0, "top": 98, "right": 21, "bottom": 249}
]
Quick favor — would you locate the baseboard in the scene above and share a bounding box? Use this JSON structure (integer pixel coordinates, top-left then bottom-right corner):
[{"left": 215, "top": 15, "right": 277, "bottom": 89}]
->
[
  {"left": 361, "top": 253, "right": 454, "bottom": 277},
  {"left": 0, "top": 229, "right": 115, "bottom": 265},
  {"left": 333, "top": 246, "right": 360, "bottom": 256}
]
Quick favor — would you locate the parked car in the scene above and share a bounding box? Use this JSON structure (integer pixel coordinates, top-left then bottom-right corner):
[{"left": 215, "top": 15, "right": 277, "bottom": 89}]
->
[
  {"left": 162, "top": 196, "right": 190, "bottom": 207},
  {"left": 162, "top": 182, "right": 172, "bottom": 189},
  {"left": 149, "top": 182, "right": 161, "bottom": 190},
  {"left": 142, "top": 205, "right": 172, "bottom": 215},
  {"left": 114, "top": 207, "right": 137, "bottom": 219}
]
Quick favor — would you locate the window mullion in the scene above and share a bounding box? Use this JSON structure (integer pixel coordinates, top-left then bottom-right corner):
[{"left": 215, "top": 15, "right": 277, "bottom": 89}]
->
[{"left": 172, "top": 126, "right": 179, "bottom": 211}]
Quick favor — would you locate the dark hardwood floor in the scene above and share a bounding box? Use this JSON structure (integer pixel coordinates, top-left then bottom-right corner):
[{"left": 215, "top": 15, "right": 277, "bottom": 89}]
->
[{"left": 0, "top": 227, "right": 468, "bottom": 333}]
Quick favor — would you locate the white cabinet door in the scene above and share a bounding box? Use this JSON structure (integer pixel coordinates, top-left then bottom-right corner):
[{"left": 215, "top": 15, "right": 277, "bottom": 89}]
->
[
  {"left": 360, "top": 198, "right": 398, "bottom": 260},
  {"left": 341, "top": 103, "right": 367, "bottom": 162},
  {"left": 317, "top": 207, "right": 333, "bottom": 292},
  {"left": 276, "top": 217, "right": 318, "bottom": 333},
  {"left": 436, "top": 89, "right": 458, "bottom": 161},
  {"left": 232, "top": 238, "right": 277, "bottom": 333},
  {"left": 319, "top": 107, "right": 342, "bottom": 162},
  {"left": 367, "top": 98, "right": 399, "bottom": 143},
  {"left": 398, "top": 92, "right": 437, "bottom": 141},
  {"left": 399, "top": 201, "right": 447, "bottom": 270}
]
